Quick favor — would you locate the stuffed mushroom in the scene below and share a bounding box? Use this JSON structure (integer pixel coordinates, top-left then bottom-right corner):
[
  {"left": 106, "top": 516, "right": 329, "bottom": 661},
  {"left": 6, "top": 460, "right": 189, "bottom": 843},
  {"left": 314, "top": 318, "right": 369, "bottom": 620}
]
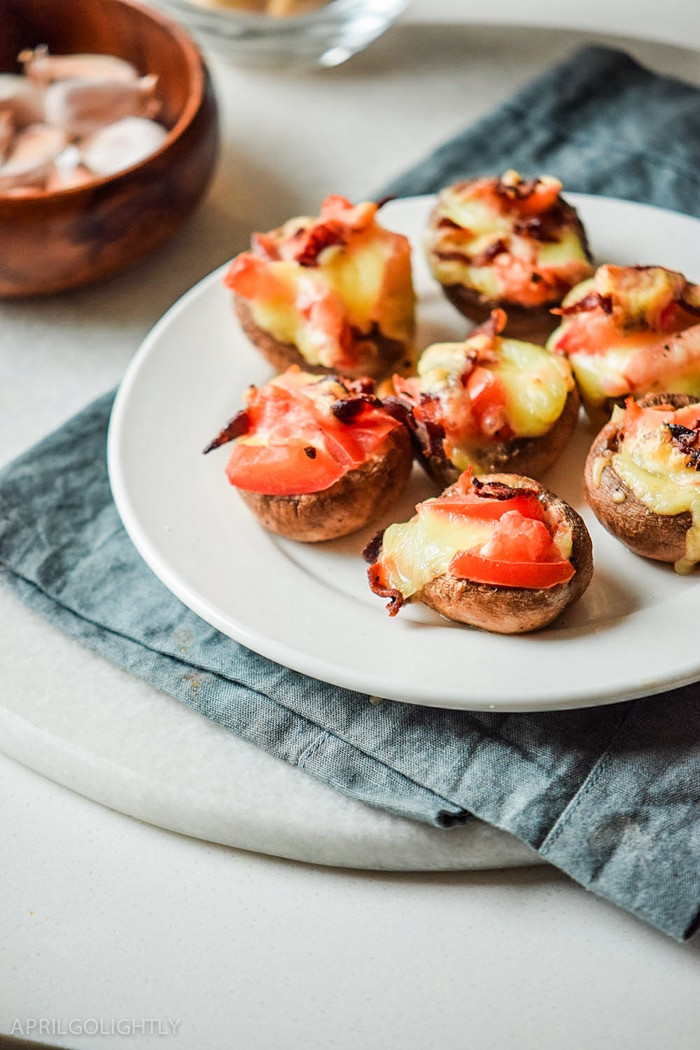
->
[
  {"left": 584, "top": 391, "right": 700, "bottom": 573},
  {"left": 204, "top": 366, "right": 413, "bottom": 542},
  {"left": 548, "top": 264, "right": 700, "bottom": 421},
  {"left": 364, "top": 470, "right": 593, "bottom": 634},
  {"left": 425, "top": 171, "right": 593, "bottom": 342},
  {"left": 224, "top": 195, "right": 416, "bottom": 381},
  {"left": 389, "top": 309, "right": 579, "bottom": 486}
]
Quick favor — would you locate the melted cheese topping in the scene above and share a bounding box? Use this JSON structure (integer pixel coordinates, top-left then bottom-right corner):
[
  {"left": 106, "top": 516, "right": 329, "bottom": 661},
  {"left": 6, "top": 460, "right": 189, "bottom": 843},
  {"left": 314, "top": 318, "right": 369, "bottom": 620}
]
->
[
  {"left": 237, "top": 372, "right": 347, "bottom": 449},
  {"left": 427, "top": 185, "right": 591, "bottom": 303},
  {"left": 248, "top": 227, "right": 415, "bottom": 368},
  {"left": 415, "top": 336, "right": 573, "bottom": 469},
  {"left": 552, "top": 328, "right": 700, "bottom": 412},
  {"left": 379, "top": 501, "right": 572, "bottom": 599},
  {"left": 380, "top": 509, "right": 496, "bottom": 599},
  {"left": 494, "top": 338, "right": 573, "bottom": 435},
  {"left": 447, "top": 230, "right": 591, "bottom": 302},
  {"left": 548, "top": 271, "right": 700, "bottom": 413},
  {"left": 610, "top": 419, "right": 700, "bottom": 573}
]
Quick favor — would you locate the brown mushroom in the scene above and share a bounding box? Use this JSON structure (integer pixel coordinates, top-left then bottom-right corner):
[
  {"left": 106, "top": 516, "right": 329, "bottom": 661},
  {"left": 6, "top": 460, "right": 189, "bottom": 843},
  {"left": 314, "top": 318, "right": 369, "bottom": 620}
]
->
[
  {"left": 439, "top": 284, "right": 565, "bottom": 344},
  {"left": 366, "top": 473, "right": 593, "bottom": 634},
  {"left": 425, "top": 173, "right": 593, "bottom": 344},
  {"left": 410, "top": 386, "right": 581, "bottom": 488},
  {"left": 584, "top": 392, "right": 700, "bottom": 567},
  {"left": 238, "top": 423, "right": 413, "bottom": 542},
  {"left": 235, "top": 297, "right": 414, "bottom": 382}
]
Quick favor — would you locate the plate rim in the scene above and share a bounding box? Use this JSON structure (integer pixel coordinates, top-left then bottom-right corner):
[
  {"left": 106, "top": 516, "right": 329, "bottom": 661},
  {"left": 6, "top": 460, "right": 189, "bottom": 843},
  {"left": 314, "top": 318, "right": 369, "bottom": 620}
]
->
[{"left": 108, "top": 192, "right": 700, "bottom": 712}]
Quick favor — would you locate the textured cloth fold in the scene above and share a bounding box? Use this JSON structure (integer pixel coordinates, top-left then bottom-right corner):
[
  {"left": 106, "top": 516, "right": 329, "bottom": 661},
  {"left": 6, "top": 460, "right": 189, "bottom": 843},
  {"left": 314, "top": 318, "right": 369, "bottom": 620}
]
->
[
  {"left": 381, "top": 44, "right": 700, "bottom": 214},
  {"left": 1, "top": 45, "right": 699, "bottom": 940}
]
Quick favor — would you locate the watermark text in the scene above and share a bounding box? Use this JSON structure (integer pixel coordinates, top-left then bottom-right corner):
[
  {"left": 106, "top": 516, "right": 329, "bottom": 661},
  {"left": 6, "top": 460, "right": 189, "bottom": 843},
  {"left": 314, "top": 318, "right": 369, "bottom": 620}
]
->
[{"left": 10, "top": 1018, "right": 181, "bottom": 1038}]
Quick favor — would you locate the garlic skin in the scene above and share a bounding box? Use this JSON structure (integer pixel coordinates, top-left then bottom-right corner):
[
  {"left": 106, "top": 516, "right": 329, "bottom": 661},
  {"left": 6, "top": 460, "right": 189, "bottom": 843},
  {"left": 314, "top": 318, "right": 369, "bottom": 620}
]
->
[
  {"left": 0, "top": 122, "right": 68, "bottom": 192},
  {"left": 44, "top": 144, "right": 94, "bottom": 191},
  {"left": 43, "top": 74, "right": 161, "bottom": 138},
  {"left": 81, "top": 116, "right": 168, "bottom": 177},
  {"left": 0, "top": 74, "right": 44, "bottom": 128},
  {"left": 0, "top": 111, "right": 14, "bottom": 163},
  {"left": 18, "top": 47, "right": 138, "bottom": 88}
]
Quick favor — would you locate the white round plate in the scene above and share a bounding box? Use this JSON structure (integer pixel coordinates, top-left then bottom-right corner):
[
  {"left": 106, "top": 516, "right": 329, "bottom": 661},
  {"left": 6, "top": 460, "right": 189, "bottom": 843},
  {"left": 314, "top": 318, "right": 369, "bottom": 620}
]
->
[{"left": 108, "top": 194, "right": 700, "bottom": 711}]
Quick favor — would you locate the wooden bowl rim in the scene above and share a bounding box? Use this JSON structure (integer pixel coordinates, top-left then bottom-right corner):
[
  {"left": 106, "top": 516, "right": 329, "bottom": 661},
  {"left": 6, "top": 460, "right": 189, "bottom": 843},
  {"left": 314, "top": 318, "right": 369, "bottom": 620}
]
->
[{"left": 0, "top": 0, "right": 208, "bottom": 204}]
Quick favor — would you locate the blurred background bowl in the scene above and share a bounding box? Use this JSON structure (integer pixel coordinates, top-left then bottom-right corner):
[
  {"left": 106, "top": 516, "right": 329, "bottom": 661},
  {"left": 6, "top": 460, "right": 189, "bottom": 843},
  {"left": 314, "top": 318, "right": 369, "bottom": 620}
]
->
[
  {"left": 0, "top": 0, "right": 218, "bottom": 298},
  {"left": 148, "top": 0, "right": 408, "bottom": 71}
]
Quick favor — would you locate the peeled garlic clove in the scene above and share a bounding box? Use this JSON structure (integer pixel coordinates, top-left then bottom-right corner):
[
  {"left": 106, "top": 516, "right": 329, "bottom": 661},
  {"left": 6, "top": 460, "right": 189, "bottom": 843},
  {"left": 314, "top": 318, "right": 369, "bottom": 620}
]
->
[
  {"left": 0, "top": 74, "right": 44, "bottom": 128},
  {"left": 18, "top": 46, "right": 138, "bottom": 88},
  {"left": 46, "top": 165, "right": 93, "bottom": 191},
  {"left": 7, "top": 122, "right": 68, "bottom": 164},
  {"left": 81, "top": 116, "right": 167, "bottom": 177},
  {"left": 0, "top": 110, "right": 14, "bottom": 163},
  {"left": 43, "top": 75, "right": 161, "bottom": 138},
  {"left": 0, "top": 122, "right": 68, "bottom": 191},
  {"left": 45, "top": 153, "right": 94, "bottom": 191}
]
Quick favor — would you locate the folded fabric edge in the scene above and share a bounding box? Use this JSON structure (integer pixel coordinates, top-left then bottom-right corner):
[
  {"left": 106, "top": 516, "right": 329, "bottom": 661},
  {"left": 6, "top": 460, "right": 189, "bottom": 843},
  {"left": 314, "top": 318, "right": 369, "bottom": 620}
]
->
[
  {"left": 2, "top": 389, "right": 699, "bottom": 941},
  {"left": 537, "top": 689, "right": 700, "bottom": 941},
  {"left": 0, "top": 568, "right": 471, "bottom": 830},
  {"left": 377, "top": 43, "right": 700, "bottom": 212},
  {"left": 5, "top": 567, "right": 700, "bottom": 944}
]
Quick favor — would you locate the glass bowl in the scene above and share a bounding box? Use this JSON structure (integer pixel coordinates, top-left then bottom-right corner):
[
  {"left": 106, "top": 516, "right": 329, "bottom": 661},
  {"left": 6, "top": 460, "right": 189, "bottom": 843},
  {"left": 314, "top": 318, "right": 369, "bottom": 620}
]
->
[{"left": 149, "top": 0, "right": 408, "bottom": 70}]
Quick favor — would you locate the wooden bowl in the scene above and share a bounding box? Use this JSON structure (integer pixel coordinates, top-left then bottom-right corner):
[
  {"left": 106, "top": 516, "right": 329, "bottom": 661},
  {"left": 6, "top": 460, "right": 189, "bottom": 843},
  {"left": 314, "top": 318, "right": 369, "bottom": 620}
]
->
[{"left": 0, "top": 0, "right": 219, "bottom": 297}]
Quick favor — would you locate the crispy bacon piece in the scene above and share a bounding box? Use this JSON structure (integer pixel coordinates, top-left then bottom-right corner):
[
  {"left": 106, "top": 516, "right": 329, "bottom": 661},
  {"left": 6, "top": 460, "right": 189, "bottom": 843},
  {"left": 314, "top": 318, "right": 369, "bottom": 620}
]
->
[
  {"left": 555, "top": 291, "right": 609, "bottom": 317},
  {"left": 388, "top": 383, "right": 450, "bottom": 469},
  {"left": 436, "top": 217, "right": 462, "bottom": 231},
  {"left": 471, "top": 476, "right": 540, "bottom": 502},
  {"left": 331, "top": 394, "right": 378, "bottom": 423},
  {"left": 362, "top": 529, "right": 384, "bottom": 564},
  {"left": 377, "top": 396, "right": 411, "bottom": 426},
  {"left": 473, "top": 238, "right": 509, "bottom": 264},
  {"left": 363, "top": 528, "right": 406, "bottom": 616},
  {"left": 666, "top": 422, "right": 700, "bottom": 469},
  {"left": 203, "top": 409, "right": 251, "bottom": 453},
  {"left": 433, "top": 250, "right": 472, "bottom": 264},
  {"left": 512, "top": 212, "right": 566, "bottom": 242},
  {"left": 365, "top": 559, "right": 405, "bottom": 617},
  {"left": 347, "top": 375, "right": 376, "bottom": 396},
  {"left": 495, "top": 175, "right": 542, "bottom": 201},
  {"left": 293, "top": 222, "right": 347, "bottom": 267},
  {"left": 422, "top": 413, "right": 448, "bottom": 460},
  {"left": 557, "top": 269, "right": 700, "bottom": 325}
]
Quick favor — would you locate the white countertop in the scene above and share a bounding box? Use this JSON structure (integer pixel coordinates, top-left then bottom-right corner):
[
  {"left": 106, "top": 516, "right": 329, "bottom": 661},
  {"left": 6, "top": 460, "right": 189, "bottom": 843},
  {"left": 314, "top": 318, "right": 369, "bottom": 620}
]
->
[{"left": 2, "top": 5, "right": 700, "bottom": 1049}]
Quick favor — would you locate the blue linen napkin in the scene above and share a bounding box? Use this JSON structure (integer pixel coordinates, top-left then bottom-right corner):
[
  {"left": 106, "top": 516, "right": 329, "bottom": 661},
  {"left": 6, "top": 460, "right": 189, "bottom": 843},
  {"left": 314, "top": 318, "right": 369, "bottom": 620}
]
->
[{"left": 1, "top": 45, "right": 699, "bottom": 941}]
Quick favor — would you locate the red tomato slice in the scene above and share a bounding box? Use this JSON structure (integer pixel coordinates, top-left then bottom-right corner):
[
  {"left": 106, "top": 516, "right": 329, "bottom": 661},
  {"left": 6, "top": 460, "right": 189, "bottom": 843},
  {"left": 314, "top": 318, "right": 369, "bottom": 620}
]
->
[
  {"left": 449, "top": 550, "right": 574, "bottom": 589},
  {"left": 426, "top": 491, "right": 545, "bottom": 522},
  {"left": 225, "top": 376, "right": 400, "bottom": 495},
  {"left": 480, "top": 511, "right": 553, "bottom": 561},
  {"left": 621, "top": 397, "right": 700, "bottom": 442},
  {"left": 553, "top": 311, "right": 615, "bottom": 357},
  {"left": 321, "top": 405, "right": 399, "bottom": 466},
  {"left": 445, "top": 506, "right": 573, "bottom": 589},
  {"left": 465, "top": 366, "right": 509, "bottom": 437},
  {"left": 247, "top": 385, "right": 306, "bottom": 438},
  {"left": 226, "top": 440, "right": 344, "bottom": 495}
]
